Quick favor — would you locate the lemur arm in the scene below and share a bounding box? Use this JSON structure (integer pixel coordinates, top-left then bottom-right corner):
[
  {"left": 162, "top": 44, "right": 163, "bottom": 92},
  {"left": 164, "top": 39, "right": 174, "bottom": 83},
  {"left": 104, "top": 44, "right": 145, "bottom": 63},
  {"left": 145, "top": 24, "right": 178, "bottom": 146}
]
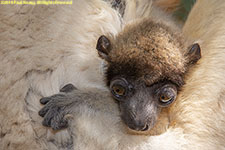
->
[{"left": 38, "top": 84, "right": 114, "bottom": 130}]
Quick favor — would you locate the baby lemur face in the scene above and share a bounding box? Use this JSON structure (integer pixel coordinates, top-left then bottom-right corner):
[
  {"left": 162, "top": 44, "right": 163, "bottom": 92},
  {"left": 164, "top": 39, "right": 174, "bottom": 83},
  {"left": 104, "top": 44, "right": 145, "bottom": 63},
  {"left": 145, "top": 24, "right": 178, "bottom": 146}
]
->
[{"left": 96, "top": 19, "right": 201, "bottom": 132}]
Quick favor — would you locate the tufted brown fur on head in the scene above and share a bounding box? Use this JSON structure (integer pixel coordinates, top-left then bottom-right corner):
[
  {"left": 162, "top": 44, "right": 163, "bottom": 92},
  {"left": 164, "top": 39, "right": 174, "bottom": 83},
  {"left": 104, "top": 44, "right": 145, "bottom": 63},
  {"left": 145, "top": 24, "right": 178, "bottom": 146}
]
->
[{"left": 97, "top": 18, "right": 200, "bottom": 87}]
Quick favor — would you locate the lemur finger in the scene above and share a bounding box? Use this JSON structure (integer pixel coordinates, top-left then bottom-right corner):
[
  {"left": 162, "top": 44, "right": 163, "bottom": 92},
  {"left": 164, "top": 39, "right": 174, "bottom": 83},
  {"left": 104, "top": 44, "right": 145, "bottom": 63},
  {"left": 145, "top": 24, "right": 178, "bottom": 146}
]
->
[
  {"left": 38, "top": 105, "right": 50, "bottom": 117},
  {"left": 40, "top": 97, "right": 51, "bottom": 105},
  {"left": 42, "top": 107, "right": 58, "bottom": 127},
  {"left": 51, "top": 115, "right": 68, "bottom": 130},
  {"left": 40, "top": 94, "right": 66, "bottom": 105},
  {"left": 60, "top": 84, "right": 77, "bottom": 93}
]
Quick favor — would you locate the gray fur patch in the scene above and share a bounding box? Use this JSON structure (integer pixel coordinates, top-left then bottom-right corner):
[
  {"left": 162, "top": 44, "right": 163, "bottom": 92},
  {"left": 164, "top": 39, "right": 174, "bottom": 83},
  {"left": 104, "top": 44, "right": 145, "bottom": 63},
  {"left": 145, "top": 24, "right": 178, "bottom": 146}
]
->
[{"left": 104, "top": 0, "right": 126, "bottom": 17}]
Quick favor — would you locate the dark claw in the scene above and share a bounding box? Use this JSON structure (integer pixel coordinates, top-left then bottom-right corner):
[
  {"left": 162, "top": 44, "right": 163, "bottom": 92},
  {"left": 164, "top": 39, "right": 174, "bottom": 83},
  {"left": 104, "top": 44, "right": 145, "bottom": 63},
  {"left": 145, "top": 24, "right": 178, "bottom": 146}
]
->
[
  {"left": 60, "top": 84, "right": 77, "bottom": 93},
  {"left": 40, "top": 97, "right": 51, "bottom": 105}
]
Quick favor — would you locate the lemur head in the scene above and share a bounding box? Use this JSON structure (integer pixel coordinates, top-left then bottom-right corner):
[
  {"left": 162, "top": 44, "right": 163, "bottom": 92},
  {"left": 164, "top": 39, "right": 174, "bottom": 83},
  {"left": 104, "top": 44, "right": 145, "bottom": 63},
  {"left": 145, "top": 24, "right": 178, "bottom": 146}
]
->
[{"left": 96, "top": 19, "right": 201, "bottom": 132}]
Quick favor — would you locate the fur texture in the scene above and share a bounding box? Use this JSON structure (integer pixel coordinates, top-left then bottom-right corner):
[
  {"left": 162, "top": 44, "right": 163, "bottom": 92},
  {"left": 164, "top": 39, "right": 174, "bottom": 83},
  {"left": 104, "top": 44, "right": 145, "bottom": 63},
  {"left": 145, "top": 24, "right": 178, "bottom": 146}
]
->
[
  {"left": 0, "top": 0, "right": 122, "bottom": 149},
  {"left": 0, "top": 0, "right": 173, "bottom": 149},
  {"left": 1, "top": 0, "right": 225, "bottom": 150},
  {"left": 106, "top": 18, "right": 186, "bottom": 87},
  {"left": 49, "top": 0, "right": 225, "bottom": 149},
  {"left": 71, "top": 1, "right": 225, "bottom": 149},
  {"left": 171, "top": 0, "right": 225, "bottom": 149},
  {"left": 154, "top": 0, "right": 180, "bottom": 12}
]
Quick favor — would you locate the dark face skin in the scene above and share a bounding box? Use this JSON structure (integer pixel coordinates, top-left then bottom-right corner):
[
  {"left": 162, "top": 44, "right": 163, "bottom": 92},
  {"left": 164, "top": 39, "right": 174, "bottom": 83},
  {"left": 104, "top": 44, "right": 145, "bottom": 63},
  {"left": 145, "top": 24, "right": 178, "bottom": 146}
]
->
[{"left": 109, "top": 77, "right": 177, "bottom": 131}]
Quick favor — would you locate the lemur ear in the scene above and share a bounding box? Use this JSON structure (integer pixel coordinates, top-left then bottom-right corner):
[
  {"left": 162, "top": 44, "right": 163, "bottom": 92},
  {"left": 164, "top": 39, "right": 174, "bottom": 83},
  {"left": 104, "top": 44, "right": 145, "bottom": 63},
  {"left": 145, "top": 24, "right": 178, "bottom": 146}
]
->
[
  {"left": 185, "top": 43, "right": 201, "bottom": 65},
  {"left": 96, "top": 35, "right": 111, "bottom": 61}
]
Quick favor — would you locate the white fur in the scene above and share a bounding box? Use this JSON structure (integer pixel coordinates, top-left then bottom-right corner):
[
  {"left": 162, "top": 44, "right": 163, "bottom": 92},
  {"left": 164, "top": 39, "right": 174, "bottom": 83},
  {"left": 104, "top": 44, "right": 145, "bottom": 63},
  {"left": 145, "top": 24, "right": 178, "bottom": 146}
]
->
[
  {"left": 0, "top": 0, "right": 122, "bottom": 149},
  {"left": 65, "top": 0, "right": 225, "bottom": 149},
  {"left": 1, "top": 0, "right": 225, "bottom": 150}
]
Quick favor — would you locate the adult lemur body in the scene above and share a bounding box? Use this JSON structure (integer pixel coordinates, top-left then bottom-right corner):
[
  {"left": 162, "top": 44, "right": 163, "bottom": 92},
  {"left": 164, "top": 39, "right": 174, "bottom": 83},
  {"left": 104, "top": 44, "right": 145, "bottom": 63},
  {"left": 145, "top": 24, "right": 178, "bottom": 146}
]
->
[
  {"left": 0, "top": 0, "right": 121, "bottom": 149},
  {"left": 0, "top": 0, "right": 179, "bottom": 149},
  {"left": 40, "top": 0, "right": 225, "bottom": 150},
  {"left": 1, "top": 0, "right": 225, "bottom": 150}
]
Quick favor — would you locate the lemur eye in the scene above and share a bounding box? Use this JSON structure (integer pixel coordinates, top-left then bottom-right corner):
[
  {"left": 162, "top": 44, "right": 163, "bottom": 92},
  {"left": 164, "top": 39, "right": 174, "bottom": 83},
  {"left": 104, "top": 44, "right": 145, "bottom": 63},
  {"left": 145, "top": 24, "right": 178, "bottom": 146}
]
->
[
  {"left": 110, "top": 78, "right": 129, "bottom": 100},
  {"left": 112, "top": 85, "right": 126, "bottom": 96},
  {"left": 159, "top": 94, "right": 172, "bottom": 103},
  {"left": 158, "top": 85, "right": 177, "bottom": 107}
]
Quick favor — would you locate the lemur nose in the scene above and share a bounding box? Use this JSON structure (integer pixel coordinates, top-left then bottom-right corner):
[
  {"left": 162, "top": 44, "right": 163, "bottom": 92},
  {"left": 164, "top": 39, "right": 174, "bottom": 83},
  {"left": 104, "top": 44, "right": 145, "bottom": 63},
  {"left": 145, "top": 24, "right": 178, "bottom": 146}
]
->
[
  {"left": 128, "top": 124, "right": 149, "bottom": 131},
  {"left": 141, "top": 124, "right": 149, "bottom": 131}
]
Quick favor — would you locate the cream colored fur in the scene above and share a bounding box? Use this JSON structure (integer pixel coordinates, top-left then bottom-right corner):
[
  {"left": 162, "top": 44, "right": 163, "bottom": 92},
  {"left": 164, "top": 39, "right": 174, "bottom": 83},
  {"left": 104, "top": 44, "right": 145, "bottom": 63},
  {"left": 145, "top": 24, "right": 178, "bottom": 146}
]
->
[
  {"left": 172, "top": 0, "right": 225, "bottom": 149},
  {"left": 0, "top": 0, "right": 122, "bottom": 149},
  {"left": 1, "top": 0, "right": 225, "bottom": 150},
  {"left": 59, "top": 0, "right": 225, "bottom": 149},
  {"left": 0, "top": 0, "right": 158, "bottom": 149}
]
